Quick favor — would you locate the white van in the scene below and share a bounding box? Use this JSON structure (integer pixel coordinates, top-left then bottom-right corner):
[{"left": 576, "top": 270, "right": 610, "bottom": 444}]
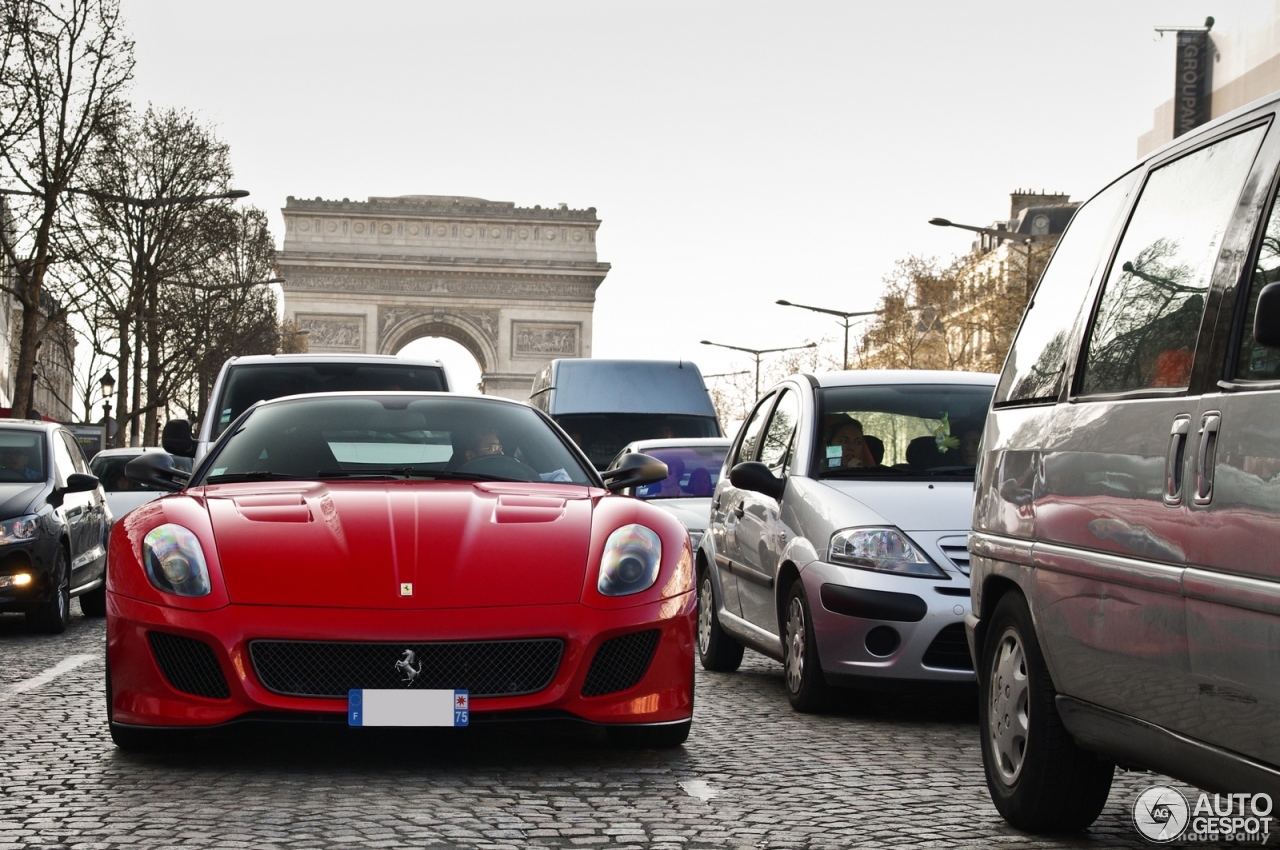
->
[{"left": 162, "top": 354, "right": 452, "bottom": 463}]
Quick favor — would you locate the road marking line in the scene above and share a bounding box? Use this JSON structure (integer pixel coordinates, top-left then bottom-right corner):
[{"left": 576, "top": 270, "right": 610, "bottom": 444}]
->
[{"left": 0, "top": 654, "right": 96, "bottom": 702}]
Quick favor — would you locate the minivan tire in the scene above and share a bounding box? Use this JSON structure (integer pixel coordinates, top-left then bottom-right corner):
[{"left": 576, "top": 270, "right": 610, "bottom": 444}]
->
[
  {"left": 697, "top": 568, "right": 743, "bottom": 672},
  {"left": 979, "top": 591, "right": 1114, "bottom": 832}
]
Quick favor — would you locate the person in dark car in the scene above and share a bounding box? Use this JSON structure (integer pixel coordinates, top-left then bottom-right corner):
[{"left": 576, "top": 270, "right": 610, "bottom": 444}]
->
[{"left": 0, "top": 445, "right": 41, "bottom": 481}]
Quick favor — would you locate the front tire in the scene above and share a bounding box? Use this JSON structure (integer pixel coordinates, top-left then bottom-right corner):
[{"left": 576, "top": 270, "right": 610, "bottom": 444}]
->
[
  {"left": 27, "top": 548, "right": 70, "bottom": 634},
  {"left": 979, "top": 591, "right": 1114, "bottom": 832},
  {"left": 783, "top": 579, "right": 834, "bottom": 712},
  {"left": 79, "top": 566, "right": 107, "bottom": 618},
  {"left": 697, "top": 567, "right": 743, "bottom": 672}
]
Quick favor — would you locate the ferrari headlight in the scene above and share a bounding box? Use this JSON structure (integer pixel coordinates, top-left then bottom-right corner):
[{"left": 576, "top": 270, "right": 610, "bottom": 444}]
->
[
  {"left": 0, "top": 514, "right": 40, "bottom": 545},
  {"left": 829, "top": 528, "right": 946, "bottom": 578},
  {"left": 143, "top": 524, "right": 211, "bottom": 597},
  {"left": 598, "top": 524, "right": 662, "bottom": 597}
]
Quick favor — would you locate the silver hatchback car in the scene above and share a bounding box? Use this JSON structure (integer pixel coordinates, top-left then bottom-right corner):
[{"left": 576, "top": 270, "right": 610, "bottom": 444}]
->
[{"left": 697, "top": 370, "right": 996, "bottom": 711}]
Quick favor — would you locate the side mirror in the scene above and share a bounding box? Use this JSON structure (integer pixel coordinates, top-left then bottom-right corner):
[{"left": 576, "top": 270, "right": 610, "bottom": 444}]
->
[
  {"left": 162, "top": 419, "right": 196, "bottom": 458},
  {"left": 600, "top": 452, "right": 668, "bottom": 493},
  {"left": 729, "top": 461, "right": 786, "bottom": 501},
  {"left": 125, "top": 452, "right": 190, "bottom": 493},
  {"left": 64, "top": 472, "right": 102, "bottom": 494},
  {"left": 1256, "top": 281, "right": 1280, "bottom": 349},
  {"left": 48, "top": 472, "right": 100, "bottom": 508}
]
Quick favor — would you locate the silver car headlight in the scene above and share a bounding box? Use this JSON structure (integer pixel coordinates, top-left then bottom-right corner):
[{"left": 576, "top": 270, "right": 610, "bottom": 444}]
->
[
  {"left": 598, "top": 524, "right": 662, "bottom": 596},
  {"left": 829, "top": 528, "right": 946, "bottom": 579},
  {"left": 0, "top": 514, "right": 40, "bottom": 545},
  {"left": 143, "top": 524, "right": 212, "bottom": 597}
]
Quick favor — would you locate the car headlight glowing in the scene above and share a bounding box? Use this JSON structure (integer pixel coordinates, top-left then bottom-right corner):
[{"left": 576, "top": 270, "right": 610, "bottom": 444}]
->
[
  {"left": 829, "top": 528, "right": 946, "bottom": 578},
  {"left": 598, "top": 524, "right": 662, "bottom": 596},
  {"left": 143, "top": 524, "right": 211, "bottom": 597},
  {"left": 0, "top": 514, "right": 40, "bottom": 545}
]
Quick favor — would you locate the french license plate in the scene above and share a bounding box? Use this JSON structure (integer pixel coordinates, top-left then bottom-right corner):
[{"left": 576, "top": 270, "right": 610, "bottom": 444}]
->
[{"left": 348, "top": 689, "right": 469, "bottom": 727}]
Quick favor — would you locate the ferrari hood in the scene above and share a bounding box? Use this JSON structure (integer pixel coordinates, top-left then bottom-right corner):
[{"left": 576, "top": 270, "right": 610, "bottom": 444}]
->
[{"left": 204, "top": 481, "right": 595, "bottom": 609}]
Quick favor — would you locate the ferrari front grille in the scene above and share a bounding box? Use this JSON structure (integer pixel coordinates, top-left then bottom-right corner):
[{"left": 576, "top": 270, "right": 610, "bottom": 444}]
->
[
  {"left": 581, "top": 630, "right": 660, "bottom": 697},
  {"left": 248, "top": 638, "right": 563, "bottom": 698},
  {"left": 921, "top": 623, "right": 973, "bottom": 671},
  {"left": 147, "top": 631, "right": 231, "bottom": 700}
]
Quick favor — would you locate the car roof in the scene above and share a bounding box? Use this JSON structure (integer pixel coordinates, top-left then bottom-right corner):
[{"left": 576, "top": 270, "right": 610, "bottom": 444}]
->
[
  {"left": 0, "top": 420, "right": 59, "bottom": 434},
  {"left": 804, "top": 370, "right": 1000, "bottom": 389},
  {"left": 251, "top": 390, "right": 527, "bottom": 410},
  {"left": 90, "top": 446, "right": 167, "bottom": 458},
  {"left": 621, "top": 437, "right": 733, "bottom": 452},
  {"left": 222, "top": 353, "right": 447, "bottom": 368}
]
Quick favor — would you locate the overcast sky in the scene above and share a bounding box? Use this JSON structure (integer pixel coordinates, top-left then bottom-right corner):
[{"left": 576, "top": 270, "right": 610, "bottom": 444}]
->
[{"left": 119, "top": 0, "right": 1255, "bottom": 390}]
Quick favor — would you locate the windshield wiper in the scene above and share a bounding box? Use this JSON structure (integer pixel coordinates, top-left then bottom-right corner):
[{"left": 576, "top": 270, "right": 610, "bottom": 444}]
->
[
  {"left": 314, "top": 468, "right": 501, "bottom": 482},
  {"left": 205, "top": 471, "right": 307, "bottom": 484}
]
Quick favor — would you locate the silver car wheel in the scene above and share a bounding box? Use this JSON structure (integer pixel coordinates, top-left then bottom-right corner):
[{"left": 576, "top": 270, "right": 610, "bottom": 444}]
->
[
  {"left": 785, "top": 595, "right": 806, "bottom": 694},
  {"left": 697, "top": 574, "right": 715, "bottom": 656},
  {"left": 988, "top": 625, "right": 1030, "bottom": 785}
]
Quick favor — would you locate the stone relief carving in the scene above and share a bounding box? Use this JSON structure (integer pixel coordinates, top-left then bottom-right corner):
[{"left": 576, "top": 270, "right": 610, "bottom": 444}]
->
[
  {"left": 512, "top": 322, "right": 580, "bottom": 358},
  {"left": 378, "top": 307, "right": 500, "bottom": 351},
  {"left": 297, "top": 314, "right": 365, "bottom": 351}
]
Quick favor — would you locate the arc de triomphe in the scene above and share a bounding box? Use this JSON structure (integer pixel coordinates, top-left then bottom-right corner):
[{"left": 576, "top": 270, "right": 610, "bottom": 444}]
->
[{"left": 276, "top": 195, "right": 609, "bottom": 399}]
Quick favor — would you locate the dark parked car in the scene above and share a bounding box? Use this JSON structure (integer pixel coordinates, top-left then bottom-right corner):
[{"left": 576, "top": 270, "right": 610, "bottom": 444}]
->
[
  {"left": 968, "top": 90, "right": 1280, "bottom": 832},
  {"left": 0, "top": 421, "right": 110, "bottom": 632}
]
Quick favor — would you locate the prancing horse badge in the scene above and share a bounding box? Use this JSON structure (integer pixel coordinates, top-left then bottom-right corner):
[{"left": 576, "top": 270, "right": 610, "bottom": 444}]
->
[{"left": 400, "top": 582, "right": 413, "bottom": 596}]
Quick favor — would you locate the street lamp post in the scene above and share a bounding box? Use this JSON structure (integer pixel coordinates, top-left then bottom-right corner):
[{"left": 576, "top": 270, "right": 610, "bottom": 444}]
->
[
  {"left": 99, "top": 371, "right": 115, "bottom": 446},
  {"left": 928, "top": 217, "right": 1055, "bottom": 302},
  {"left": 700, "top": 339, "right": 817, "bottom": 398},
  {"left": 776, "top": 300, "right": 880, "bottom": 370}
]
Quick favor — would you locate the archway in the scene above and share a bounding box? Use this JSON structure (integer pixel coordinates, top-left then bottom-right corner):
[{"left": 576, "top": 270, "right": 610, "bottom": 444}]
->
[
  {"left": 276, "top": 194, "right": 610, "bottom": 400},
  {"left": 396, "top": 336, "right": 484, "bottom": 394}
]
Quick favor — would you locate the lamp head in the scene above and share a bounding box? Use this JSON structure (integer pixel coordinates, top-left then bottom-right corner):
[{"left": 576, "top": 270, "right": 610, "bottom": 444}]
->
[
  {"left": 100, "top": 371, "right": 115, "bottom": 394},
  {"left": 928, "top": 218, "right": 952, "bottom": 227}
]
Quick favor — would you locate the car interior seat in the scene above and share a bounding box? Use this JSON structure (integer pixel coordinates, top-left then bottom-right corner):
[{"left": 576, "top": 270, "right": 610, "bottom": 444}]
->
[
  {"left": 686, "top": 467, "right": 714, "bottom": 496},
  {"left": 906, "top": 436, "right": 940, "bottom": 472}
]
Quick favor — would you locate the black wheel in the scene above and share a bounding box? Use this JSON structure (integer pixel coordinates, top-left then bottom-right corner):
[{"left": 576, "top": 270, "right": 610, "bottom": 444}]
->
[
  {"left": 457, "top": 454, "right": 539, "bottom": 482},
  {"left": 79, "top": 566, "right": 107, "bottom": 618},
  {"left": 783, "top": 579, "right": 834, "bottom": 712},
  {"left": 27, "top": 547, "right": 70, "bottom": 634},
  {"left": 979, "top": 592, "right": 1114, "bottom": 832},
  {"left": 606, "top": 719, "right": 691, "bottom": 749},
  {"left": 697, "top": 567, "right": 743, "bottom": 672}
]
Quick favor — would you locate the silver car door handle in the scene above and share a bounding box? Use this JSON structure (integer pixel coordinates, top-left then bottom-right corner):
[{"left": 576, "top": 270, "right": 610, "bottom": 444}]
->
[
  {"left": 1194, "top": 411, "right": 1221, "bottom": 505},
  {"left": 1164, "top": 416, "right": 1191, "bottom": 506}
]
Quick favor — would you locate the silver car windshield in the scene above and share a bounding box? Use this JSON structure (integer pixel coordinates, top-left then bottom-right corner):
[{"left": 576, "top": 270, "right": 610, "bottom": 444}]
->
[{"left": 815, "top": 384, "right": 994, "bottom": 477}]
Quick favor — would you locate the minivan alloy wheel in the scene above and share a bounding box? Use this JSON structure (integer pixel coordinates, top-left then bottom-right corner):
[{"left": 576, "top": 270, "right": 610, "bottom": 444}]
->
[{"left": 988, "top": 625, "right": 1030, "bottom": 785}]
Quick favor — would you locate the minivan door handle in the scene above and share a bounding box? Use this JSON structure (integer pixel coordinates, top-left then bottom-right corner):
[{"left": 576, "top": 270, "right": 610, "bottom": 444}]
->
[
  {"left": 1164, "top": 416, "right": 1191, "bottom": 506},
  {"left": 1194, "top": 411, "right": 1221, "bottom": 506}
]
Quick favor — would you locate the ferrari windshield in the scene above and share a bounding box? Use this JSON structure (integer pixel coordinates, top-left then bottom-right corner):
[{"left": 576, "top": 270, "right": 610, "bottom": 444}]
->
[{"left": 201, "top": 394, "right": 595, "bottom": 486}]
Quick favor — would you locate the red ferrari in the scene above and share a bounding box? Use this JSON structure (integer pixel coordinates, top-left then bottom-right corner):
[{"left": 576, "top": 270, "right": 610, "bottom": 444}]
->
[{"left": 106, "top": 393, "right": 695, "bottom": 749}]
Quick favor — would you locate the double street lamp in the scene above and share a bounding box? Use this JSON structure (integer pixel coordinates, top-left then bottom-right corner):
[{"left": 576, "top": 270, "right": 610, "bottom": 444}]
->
[
  {"left": 928, "top": 217, "right": 1056, "bottom": 302},
  {"left": 776, "top": 300, "right": 880, "bottom": 370},
  {"left": 700, "top": 339, "right": 817, "bottom": 399}
]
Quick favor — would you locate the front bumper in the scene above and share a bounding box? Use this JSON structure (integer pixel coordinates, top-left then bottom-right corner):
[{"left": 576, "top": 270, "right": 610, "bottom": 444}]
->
[
  {"left": 106, "top": 590, "right": 696, "bottom": 729},
  {"left": 801, "top": 558, "right": 974, "bottom": 685},
  {"left": 0, "top": 538, "right": 56, "bottom": 613}
]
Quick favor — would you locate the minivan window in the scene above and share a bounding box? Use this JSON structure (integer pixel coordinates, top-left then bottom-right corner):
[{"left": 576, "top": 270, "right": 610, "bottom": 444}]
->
[
  {"left": 213, "top": 362, "right": 447, "bottom": 439},
  {"left": 994, "top": 171, "right": 1137, "bottom": 405},
  {"left": 1079, "top": 126, "right": 1266, "bottom": 396},
  {"left": 1236, "top": 182, "right": 1280, "bottom": 380}
]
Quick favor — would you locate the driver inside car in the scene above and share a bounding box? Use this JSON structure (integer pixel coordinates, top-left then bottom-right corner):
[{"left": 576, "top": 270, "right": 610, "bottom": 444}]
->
[{"left": 464, "top": 429, "right": 504, "bottom": 462}]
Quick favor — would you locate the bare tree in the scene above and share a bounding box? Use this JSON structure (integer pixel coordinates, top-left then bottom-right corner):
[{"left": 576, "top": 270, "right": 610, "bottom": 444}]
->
[
  {"left": 164, "top": 206, "right": 279, "bottom": 436},
  {"left": 64, "top": 105, "right": 240, "bottom": 444},
  {"left": 0, "top": 0, "right": 133, "bottom": 417}
]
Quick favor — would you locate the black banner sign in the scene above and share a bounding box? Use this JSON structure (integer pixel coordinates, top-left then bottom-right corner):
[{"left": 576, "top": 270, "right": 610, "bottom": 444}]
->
[{"left": 1174, "top": 30, "right": 1211, "bottom": 137}]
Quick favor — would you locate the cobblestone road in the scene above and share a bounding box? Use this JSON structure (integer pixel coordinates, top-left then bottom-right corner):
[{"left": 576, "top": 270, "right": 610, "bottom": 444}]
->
[{"left": 0, "top": 606, "right": 1204, "bottom": 849}]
